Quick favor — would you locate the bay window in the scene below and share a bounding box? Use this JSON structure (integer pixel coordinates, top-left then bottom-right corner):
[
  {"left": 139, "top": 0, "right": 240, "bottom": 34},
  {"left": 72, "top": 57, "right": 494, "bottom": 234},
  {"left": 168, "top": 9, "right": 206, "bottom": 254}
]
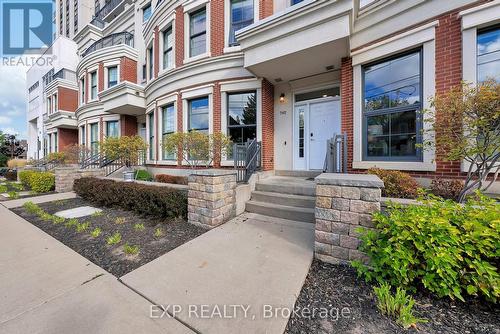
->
[
  {"left": 162, "top": 104, "right": 175, "bottom": 160},
  {"left": 188, "top": 97, "right": 209, "bottom": 133},
  {"left": 106, "top": 120, "right": 119, "bottom": 138},
  {"left": 107, "top": 66, "right": 118, "bottom": 88},
  {"left": 227, "top": 91, "right": 256, "bottom": 158},
  {"left": 189, "top": 8, "right": 207, "bottom": 57},
  {"left": 362, "top": 49, "right": 422, "bottom": 160},
  {"left": 90, "top": 71, "right": 97, "bottom": 100},
  {"left": 163, "top": 27, "right": 173, "bottom": 70},
  {"left": 229, "top": 0, "right": 254, "bottom": 46},
  {"left": 148, "top": 112, "right": 155, "bottom": 160},
  {"left": 90, "top": 123, "right": 99, "bottom": 154}
]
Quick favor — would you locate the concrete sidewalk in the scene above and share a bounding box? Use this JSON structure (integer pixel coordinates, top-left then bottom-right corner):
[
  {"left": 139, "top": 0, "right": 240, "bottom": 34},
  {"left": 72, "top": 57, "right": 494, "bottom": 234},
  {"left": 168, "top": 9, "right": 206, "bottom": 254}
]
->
[
  {"left": 0, "top": 205, "right": 192, "bottom": 334},
  {"left": 122, "top": 212, "right": 314, "bottom": 334}
]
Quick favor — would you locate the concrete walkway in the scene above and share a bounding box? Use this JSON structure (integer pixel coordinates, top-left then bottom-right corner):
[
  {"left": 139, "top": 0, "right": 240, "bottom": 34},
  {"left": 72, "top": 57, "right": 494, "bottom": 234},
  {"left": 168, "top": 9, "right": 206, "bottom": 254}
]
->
[
  {"left": 2, "top": 191, "right": 77, "bottom": 209},
  {"left": 122, "top": 212, "right": 314, "bottom": 334},
  {"left": 0, "top": 204, "right": 193, "bottom": 333}
]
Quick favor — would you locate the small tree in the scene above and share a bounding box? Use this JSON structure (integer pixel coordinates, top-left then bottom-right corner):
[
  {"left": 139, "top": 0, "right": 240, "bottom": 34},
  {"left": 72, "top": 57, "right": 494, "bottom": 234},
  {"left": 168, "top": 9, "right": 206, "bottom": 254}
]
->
[
  {"left": 162, "top": 131, "right": 232, "bottom": 168},
  {"left": 101, "top": 136, "right": 147, "bottom": 168},
  {"left": 423, "top": 79, "right": 500, "bottom": 202}
]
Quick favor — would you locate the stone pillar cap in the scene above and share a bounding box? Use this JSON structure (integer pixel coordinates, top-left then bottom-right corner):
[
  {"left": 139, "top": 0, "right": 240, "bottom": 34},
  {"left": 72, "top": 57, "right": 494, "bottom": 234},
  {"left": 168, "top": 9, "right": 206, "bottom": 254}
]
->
[
  {"left": 315, "top": 173, "right": 384, "bottom": 188},
  {"left": 190, "top": 169, "right": 237, "bottom": 177}
]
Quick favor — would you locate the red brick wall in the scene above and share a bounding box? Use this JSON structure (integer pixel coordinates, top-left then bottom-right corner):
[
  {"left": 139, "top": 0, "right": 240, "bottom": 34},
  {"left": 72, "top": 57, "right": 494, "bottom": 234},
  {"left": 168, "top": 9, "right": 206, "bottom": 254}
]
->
[
  {"left": 99, "top": 117, "right": 104, "bottom": 143},
  {"left": 120, "top": 57, "right": 138, "bottom": 83},
  {"left": 433, "top": 10, "right": 463, "bottom": 177},
  {"left": 120, "top": 115, "right": 138, "bottom": 136},
  {"left": 98, "top": 62, "right": 104, "bottom": 92},
  {"left": 259, "top": 0, "right": 273, "bottom": 19},
  {"left": 261, "top": 79, "right": 274, "bottom": 171},
  {"left": 175, "top": 7, "right": 184, "bottom": 67},
  {"left": 57, "top": 87, "right": 78, "bottom": 112},
  {"left": 154, "top": 27, "right": 160, "bottom": 78},
  {"left": 340, "top": 57, "right": 354, "bottom": 172},
  {"left": 211, "top": 0, "right": 224, "bottom": 56},
  {"left": 58, "top": 128, "right": 78, "bottom": 151}
]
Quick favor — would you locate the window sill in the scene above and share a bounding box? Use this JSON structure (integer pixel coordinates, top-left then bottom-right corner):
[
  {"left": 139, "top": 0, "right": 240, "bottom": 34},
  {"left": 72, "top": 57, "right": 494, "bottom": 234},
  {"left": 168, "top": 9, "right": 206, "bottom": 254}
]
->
[
  {"left": 352, "top": 160, "right": 436, "bottom": 172},
  {"left": 183, "top": 52, "right": 210, "bottom": 65},
  {"left": 223, "top": 45, "right": 241, "bottom": 54},
  {"left": 155, "top": 160, "right": 178, "bottom": 166}
]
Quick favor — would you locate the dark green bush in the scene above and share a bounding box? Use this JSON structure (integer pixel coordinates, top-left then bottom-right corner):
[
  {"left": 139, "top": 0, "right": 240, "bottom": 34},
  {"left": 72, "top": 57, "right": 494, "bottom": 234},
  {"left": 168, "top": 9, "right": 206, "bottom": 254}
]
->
[
  {"left": 5, "top": 170, "right": 17, "bottom": 181},
  {"left": 368, "top": 168, "right": 422, "bottom": 199},
  {"left": 73, "top": 177, "right": 187, "bottom": 219},
  {"left": 135, "top": 169, "right": 153, "bottom": 181},
  {"left": 353, "top": 193, "right": 500, "bottom": 302}
]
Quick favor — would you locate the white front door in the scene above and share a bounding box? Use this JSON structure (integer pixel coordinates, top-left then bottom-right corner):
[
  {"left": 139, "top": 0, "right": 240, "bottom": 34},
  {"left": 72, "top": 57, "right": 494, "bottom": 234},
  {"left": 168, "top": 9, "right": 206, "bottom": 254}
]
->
[{"left": 294, "top": 99, "right": 341, "bottom": 170}]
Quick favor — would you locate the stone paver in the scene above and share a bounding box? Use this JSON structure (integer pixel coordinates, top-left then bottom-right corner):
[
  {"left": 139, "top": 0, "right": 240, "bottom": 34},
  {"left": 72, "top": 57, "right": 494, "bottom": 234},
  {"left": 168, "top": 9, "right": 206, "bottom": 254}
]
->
[
  {"left": 1, "top": 191, "right": 32, "bottom": 198},
  {"left": 0, "top": 204, "right": 192, "bottom": 333},
  {"left": 54, "top": 206, "right": 102, "bottom": 219},
  {"left": 1, "top": 191, "right": 77, "bottom": 209},
  {"left": 122, "top": 212, "right": 314, "bottom": 334}
]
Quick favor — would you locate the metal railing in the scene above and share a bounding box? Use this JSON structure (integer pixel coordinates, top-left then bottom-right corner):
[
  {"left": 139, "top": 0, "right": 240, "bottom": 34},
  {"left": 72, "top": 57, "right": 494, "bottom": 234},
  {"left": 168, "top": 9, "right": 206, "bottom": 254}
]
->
[
  {"left": 90, "top": 0, "right": 124, "bottom": 26},
  {"left": 81, "top": 32, "right": 134, "bottom": 57},
  {"left": 79, "top": 149, "right": 146, "bottom": 177},
  {"left": 233, "top": 139, "right": 261, "bottom": 183},
  {"left": 44, "top": 68, "right": 76, "bottom": 86},
  {"left": 323, "top": 133, "right": 348, "bottom": 173},
  {"left": 30, "top": 158, "right": 59, "bottom": 171}
]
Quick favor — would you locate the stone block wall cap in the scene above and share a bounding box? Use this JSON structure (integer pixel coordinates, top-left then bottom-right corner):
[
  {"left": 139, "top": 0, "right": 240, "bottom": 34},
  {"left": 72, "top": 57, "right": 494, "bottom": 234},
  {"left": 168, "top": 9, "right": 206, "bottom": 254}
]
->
[
  {"left": 55, "top": 166, "right": 79, "bottom": 170},
  {"left": 315, "top": 173, "right": 384, "bottom": 188},
  {"left": 190, "top": 169, "right": 237, "bottom": 177}
]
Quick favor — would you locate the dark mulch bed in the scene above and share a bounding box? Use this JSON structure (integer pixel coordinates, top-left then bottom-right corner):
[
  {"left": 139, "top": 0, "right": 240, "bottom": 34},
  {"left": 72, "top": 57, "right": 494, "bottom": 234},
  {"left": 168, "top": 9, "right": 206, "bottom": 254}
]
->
[
  {"left": 0, "top": 181, "right": 56, "bottom": 201},
  {"left": 12, "top": 197, "right": 206, "bottom": 277},
  {"left": 285, "top": 260, "right": 500, "bottom": 334}
]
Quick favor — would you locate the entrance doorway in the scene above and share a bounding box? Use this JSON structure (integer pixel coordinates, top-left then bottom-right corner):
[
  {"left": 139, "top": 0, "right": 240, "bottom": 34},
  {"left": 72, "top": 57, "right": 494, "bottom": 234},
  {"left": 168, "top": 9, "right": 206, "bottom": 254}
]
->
[{"left": 293, "top": 98, "right": 341, "bottom": 170}]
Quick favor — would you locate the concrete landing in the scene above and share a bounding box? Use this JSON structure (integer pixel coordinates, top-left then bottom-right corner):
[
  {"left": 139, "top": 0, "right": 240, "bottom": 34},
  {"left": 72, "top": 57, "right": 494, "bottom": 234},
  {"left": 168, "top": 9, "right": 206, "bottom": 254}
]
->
[
  {"left": 121, "top": 212, "right": 314, "bottom": 334},
  {"left": 55, "top": 206, "right": 102, "bottom": 219}
]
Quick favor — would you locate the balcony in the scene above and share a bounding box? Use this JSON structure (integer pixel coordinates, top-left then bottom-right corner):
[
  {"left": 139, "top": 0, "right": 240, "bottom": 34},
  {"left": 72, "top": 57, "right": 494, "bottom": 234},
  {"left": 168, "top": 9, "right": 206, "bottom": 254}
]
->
[
  {"left": 81, "top": 32, "right": 134, "bottom": 58},
  {"left": 90, "top": 0, "right": 131, "bottom": 28},
  {"left": 236, "top": 0, "right": 351, "bottom": 84},
  {"left": 44, "top": 111, "right": 78, "bottom": 130},
  {"left": 44, "top": 68, "right": 77, "bottom": 88},
  {"left": 99, "top": 81, "right": 145, "bottom": 116}
]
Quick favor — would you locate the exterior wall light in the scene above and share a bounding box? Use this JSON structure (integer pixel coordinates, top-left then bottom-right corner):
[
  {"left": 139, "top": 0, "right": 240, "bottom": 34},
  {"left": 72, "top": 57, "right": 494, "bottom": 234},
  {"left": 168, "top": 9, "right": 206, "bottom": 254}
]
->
[{"left": 279, "top": 93, "right": 285, "bottom": 103}]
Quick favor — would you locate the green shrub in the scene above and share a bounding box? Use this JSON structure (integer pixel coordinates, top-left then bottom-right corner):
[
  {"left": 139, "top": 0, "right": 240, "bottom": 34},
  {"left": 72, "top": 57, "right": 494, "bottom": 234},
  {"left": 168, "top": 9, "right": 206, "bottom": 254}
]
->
[
  {"left": 19, "top": 170, "right": 55, "bottom": 193},
  {"left": 123, "top": 243, "right": 139, "bottom": 255},
  {"left": 155, "top": 174, "right": 188, "bottom": 185},
  {"left": 354, "top": 193, "right": 500, "bottom": 302},
  {"left": 90, "top": 227, "right": 102, "bottom": 238},
  {"left": 373, "top": 283, "right": 425, "bottom": 329},
  {"left": 430, "top": 179, "right": 463, "bottom": 201},
  {"left": 135, "top": 170, "right": 153, "bottom": 181},
  {"left": 73, "top": 177, "right": 187, "bottom": 219},
  {"left": 8, "top": 191, "right": 19, "bottom": 199},
  {"left": 23, "top": 201, "right": 43, "bottom": 215},
  {"left": 29, "top": 172, "right": 55, "bottom": 193},
  {"left": 0, "top": 185, "right": 7, "bottom": 193},
  {"left": 76, "top": 222, "right": 90, "bottom": 232},
  {"left": 368, "top": 168, "right": 421, "bottom": 199},
  {"left": 5, "top": 170, "right": 17, "bottom": 181},
  {"left": 106, "top": 232, "right": 121, "bottom": 245}
]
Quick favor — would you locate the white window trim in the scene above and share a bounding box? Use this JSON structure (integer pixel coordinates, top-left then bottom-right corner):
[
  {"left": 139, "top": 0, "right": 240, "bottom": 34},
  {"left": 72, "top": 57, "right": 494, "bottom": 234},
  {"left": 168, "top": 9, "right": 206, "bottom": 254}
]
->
[
  {"left": 157, "top": 94, "right": 178, "bottom": 164},
  {"left": 181, "top": 85, "right": 213, "bottom": 133},
  {"left": 103, "top": 60, "right": 121, "bottom": 90},
  {"left": 146, "top": 107, "right": 156, "bottom": 164},
  {"left": 460, "top": 1, "right": 500, "bottom": 173},
  {"left": 88, "top": 66, "right": 99, "bottom": 102},
  {"left": 352, "top": 24, "right": 436, "bottom": 171},
  {"left": 184, "top": 1, "right": 211, "bottom": 63},
  {"left": 79, "top": 75, "right": 86, "bottom": 105},
  {"left": 220, "top": 79, "right": 262, "bottom": 165},
  {"left": 103, "top": 114, "right": 121, "bottom": 138},
  {"left": 223, "top": 0, "right": 259, "bottom": 52},
  {"left": 159, "top": 15, "right": 176, "bottom": 75},
  {"left": 88, "top": 121, "right": 100, "bottom": 149},
  {"left": 146, "top": 38, "right": 155, "bottom": 82}
]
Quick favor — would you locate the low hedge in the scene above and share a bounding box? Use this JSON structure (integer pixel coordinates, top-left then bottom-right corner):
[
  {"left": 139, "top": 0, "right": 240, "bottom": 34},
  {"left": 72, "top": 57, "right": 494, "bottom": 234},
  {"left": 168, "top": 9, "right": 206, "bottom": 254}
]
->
[
  {"left": 73, "top": 177, "right": 187, "bottom": 219},
  {"left": 18, "top": 170, "right": 55, "bottom": 193},
  {"left": 155, "top": 174, "right": 188, "bottom": 185},
  {"left": 368, "top": 168, "right": 422, "bottom": 199}
]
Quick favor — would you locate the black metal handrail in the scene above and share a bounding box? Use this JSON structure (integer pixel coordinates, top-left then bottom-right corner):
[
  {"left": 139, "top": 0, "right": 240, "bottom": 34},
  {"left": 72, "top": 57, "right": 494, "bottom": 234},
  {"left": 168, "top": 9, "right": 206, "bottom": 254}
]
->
[
  {"left": 91, "top": 0, "right": 123, "bottom": 23},
  {"left": 234, "top": 139, "right": 261, "bottom": 183},
  {"left": 79, "top": 149, "right": 146, "bottom": 176},
  {"left": 81, "top": 32, "right": 134, "bottom": 57}
]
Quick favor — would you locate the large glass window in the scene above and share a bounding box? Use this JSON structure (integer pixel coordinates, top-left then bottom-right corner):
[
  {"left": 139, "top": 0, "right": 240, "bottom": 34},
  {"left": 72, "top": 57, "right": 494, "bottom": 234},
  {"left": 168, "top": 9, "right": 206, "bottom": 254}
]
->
[
  {"left": 291, "top": 0, "right": 304, "bottom": 5},
  {"left": 229, "top": 0, "right": 254, "bottom": 46},
  {"left": 80, "top": 77, "right": 85, "bottom": 103},
  {"left": 106, "top": 121, "right": 119, "bottom": 138},
  {"left": 188, "top": 97, "right": 209, "bottom": 133},
  {"left": 227, "top": 92, "right": 256, "bottom": 158},
  {"left": 80, "top": 125, "right": 86, "bottom": 146},
  {"left": 90, "top": 71, "right": 97, "bottom": 100},
  {"left": 107, "top": 66, "right": 118, "bottom": 88},
  {"left": 162, "top": 104, "right": 175, "bottom": 160},
  {"left": 148, "top": 47, "right": 153, "bottom": 80},
  {"left": 148, "top": 112, "right": 155, "bottom": 160},
  {"left": 189, "top": 8, "right": 207, "bottom": 57},
  {"left": 90, "top": 123, "right": 99, "bottom": 154},
  {"left": 362, "top": 50, "right": 422, "bottom": 160},
  {"left": 163, "top": 27, "right": 173, "bottom": 70},
  {"left": 477, "top": 26, "right": 500, "bottom": 83},
  {"left": 143, "top": 4, "right": 152, "bottom": 22}
]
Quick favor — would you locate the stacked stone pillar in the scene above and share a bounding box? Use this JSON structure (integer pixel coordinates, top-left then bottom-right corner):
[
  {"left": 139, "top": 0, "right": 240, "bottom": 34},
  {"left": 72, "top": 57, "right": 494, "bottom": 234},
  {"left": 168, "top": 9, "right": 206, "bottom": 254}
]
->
[
  {"left": 314, "top": 173, "right": 383, "bottom": 265},
  {"left": 188, "top": 170, "right": 237, "bottom": 229},
  {"left": 55, "top": 167, "right": 105, "bottom": 193}
]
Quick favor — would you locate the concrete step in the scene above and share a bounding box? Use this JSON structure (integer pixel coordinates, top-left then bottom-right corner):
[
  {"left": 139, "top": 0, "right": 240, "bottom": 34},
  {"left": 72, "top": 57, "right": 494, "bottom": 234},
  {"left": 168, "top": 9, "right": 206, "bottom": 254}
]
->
[
  {"left": 255, "top": 181, "right": 316, "bottom": 196},
  {"left": 245, "top": 200, "right": 315, "bottom": 223},
  {"left": 275, "top": 170, "right": 322, "bottom": 178},
  {"left": 251, "top": 191, "right": 315, "bottom": 208}
]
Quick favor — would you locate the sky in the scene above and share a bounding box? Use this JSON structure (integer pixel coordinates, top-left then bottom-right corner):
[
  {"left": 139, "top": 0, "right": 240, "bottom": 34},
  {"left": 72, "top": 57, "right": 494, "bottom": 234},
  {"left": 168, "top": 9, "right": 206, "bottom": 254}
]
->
[{"left": 0, "top": 65, "right": 28, "bottom": 139}]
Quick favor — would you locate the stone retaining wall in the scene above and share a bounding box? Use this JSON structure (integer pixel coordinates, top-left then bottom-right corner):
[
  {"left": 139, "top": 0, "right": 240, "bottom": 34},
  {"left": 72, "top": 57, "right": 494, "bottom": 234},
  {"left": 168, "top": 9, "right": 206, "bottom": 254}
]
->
[
  {"left": 314, "top": 173, "right": 384, "bottom": 265},
  {"left": 55, "top": 167, "right": 105, "bottom": 193},
  {"left": 188, "top": 170, "right": 237, "bottom": 229}
]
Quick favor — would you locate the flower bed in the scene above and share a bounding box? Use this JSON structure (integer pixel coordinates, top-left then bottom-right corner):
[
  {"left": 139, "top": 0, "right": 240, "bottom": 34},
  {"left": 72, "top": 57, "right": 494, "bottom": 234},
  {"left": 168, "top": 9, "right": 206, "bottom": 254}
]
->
[{"left": 12, "top": 197, "right": 206, "bottom": 277}]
